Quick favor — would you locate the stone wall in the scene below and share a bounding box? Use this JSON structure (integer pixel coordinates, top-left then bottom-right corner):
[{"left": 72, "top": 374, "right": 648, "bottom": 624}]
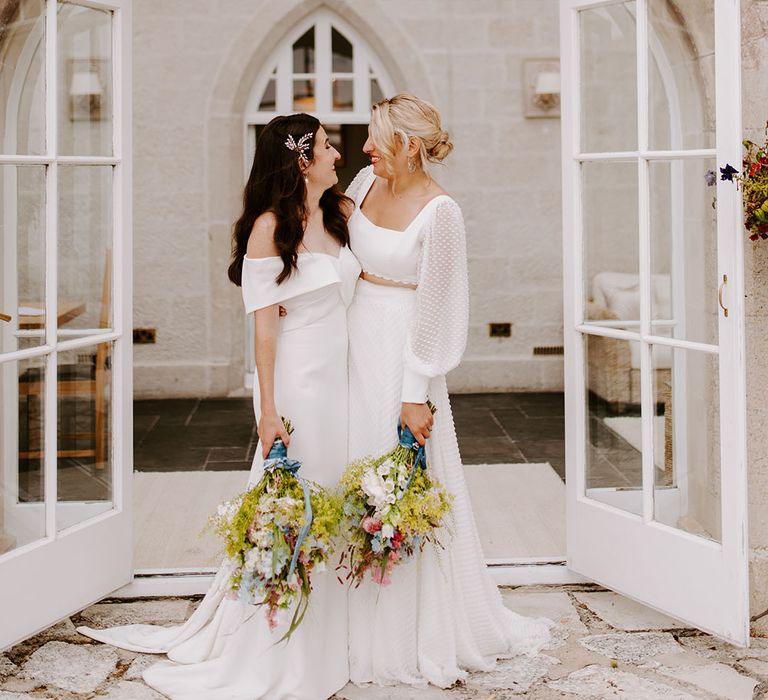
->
[
  {"left": 130, "top": 0, "right": 565, "bottom": 397},
  {"left": 741, "top": 0, "right": 768, "bottom": 620}
]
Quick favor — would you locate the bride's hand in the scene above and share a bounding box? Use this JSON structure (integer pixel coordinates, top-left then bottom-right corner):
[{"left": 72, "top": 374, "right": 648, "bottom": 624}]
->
[
  {"left": 400, "top": 402, "right": 434, "bottom": 446},
  {"left": 258, "top": 412, "right": 291, "bottom": 458}
]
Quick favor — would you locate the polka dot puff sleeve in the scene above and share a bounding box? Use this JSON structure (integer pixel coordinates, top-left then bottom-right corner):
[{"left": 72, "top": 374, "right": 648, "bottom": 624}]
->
[
  {"left": 345, "top": 165, "right": 373, "bottom": 205},
  {"left": 401, "top": 198, "right": 469, "bottom": 404}
]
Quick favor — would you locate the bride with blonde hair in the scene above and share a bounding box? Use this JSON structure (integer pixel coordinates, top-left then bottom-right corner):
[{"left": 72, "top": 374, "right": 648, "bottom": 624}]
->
[{"left": 345, "top": 93, "right": 552, "bottom": 687}]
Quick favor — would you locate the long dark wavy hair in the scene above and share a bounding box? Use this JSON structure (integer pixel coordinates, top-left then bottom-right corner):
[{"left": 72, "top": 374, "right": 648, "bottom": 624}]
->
[{"left": 227, "top": 113, "right": 351, "bottom": 286}]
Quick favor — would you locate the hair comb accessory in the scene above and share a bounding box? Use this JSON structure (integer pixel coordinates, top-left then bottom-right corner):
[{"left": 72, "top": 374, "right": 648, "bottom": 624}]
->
[{"left": 285, "top": 132, "right": 313, "bottom": 163}]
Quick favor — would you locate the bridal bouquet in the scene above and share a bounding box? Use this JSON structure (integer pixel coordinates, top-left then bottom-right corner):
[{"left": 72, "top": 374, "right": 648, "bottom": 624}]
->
[
  {"left": 338, "top": 406, "right": 452, "bottom": 587},
  {"left": 210, "top": 420, "right": 341, "bottom": 640}
]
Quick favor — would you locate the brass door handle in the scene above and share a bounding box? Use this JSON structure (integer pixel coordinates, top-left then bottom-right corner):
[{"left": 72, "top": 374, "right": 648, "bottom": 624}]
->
[
  {"left": 718, "top": 274, "right": 728, "bottom": 318},
  {"left": 0, "top": 312, "right": 11, "bottom": 323}
]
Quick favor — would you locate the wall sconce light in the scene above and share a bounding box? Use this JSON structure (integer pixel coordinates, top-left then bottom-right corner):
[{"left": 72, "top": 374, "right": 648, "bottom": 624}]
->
[
  {"left": 69, "top": 59, "right": 105, "bottom": 121},
  {"left": 524, "top": 59, "right": 561, "bottom": 119}
]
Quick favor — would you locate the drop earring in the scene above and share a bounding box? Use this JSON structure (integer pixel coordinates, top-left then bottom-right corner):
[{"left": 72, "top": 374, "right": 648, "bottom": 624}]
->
[{"left": 407, "top": 158, "right": 416, "bottom": 174}]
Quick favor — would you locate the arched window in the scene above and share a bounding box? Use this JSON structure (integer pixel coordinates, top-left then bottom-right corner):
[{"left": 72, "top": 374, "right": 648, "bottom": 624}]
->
[
  {"left": 243, "top": 9, "right": 395, "bottom": 388},
  {"left": 245, "top": 9, "right": 394, "bottom": 124},
  {"left": 244, "top": 9, "right": 395, "bottom": 191}
]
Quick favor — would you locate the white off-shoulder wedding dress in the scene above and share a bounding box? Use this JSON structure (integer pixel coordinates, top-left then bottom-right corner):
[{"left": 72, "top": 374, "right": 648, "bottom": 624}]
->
[
  {"left": 78, "top": 248, "right": 360, "bottom": 700},
  {"left": 345, "top": 166, "right": 552, "bottom": 688}
]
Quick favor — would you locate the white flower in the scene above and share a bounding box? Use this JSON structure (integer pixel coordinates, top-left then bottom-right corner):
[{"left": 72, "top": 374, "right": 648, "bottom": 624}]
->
[
  {"left": 381, "top": 523, "right": 394, "bottom": 539},
  {"left": 361, "top": 469, "right": 389, "bottom": 509},
  {"left": 245, "top": 547, "right": 261, "bottom": 572},
  {"left": 377, "top": 459, "right": 395, "bottom": 477}
]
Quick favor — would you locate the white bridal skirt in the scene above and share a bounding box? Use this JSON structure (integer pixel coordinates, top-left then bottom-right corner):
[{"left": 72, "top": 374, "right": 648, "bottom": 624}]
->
[
  {"left": 78, "top": 295, "right": 351, "bottom": 700},
  {"left": 346, "top": 280, "right": 552, "bottom": 688}
]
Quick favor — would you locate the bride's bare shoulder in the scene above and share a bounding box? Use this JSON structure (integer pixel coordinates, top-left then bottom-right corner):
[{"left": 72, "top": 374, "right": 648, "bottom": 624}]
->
[{"left": 246, "top": 212, "right": 279, "bottom": 259}]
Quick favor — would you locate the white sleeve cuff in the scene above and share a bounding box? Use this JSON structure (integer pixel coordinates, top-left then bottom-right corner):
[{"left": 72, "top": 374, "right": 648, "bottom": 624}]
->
[{"left": 401, "top": 366, "right": 430, "bottom": 404}]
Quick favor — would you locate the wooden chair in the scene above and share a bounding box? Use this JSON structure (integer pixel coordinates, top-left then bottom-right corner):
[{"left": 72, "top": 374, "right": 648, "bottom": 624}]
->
[{"left": 19, "top": 249, "right": 111, "bottom": 469}]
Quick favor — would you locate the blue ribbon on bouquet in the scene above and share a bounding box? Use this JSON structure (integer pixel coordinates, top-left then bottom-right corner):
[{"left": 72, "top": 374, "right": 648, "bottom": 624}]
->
[
  {"left": 396, "top": 423, "right": 428, "bottom": 495},
  {"left": 263, "top": 439, "right": 312, "bottom": 579}
]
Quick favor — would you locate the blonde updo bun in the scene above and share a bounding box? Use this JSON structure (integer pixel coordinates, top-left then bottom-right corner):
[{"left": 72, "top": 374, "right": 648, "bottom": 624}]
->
[
  {"left": 370, "top": 93, "right": 452, "bottom": 176},
  {"left": 428, "top": 130, "right": 454, "bottom": 162}
]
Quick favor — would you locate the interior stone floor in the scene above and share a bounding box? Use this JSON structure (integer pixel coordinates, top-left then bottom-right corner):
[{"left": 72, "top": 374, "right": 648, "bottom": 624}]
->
[
  {"left": 132, "top": 393, "right": 571, "bottom": 474},
  {"left": 16, "top": 392, "right": 649, "bottom": 502},
  {"left": 134, "top": 392, "right": 644, "bottom": 487}
]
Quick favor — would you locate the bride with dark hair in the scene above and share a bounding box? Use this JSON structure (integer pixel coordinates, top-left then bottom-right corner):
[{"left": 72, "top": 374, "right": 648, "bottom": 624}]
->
[{"left": 78, "top": 113, "right": 360, "bottom": 700}]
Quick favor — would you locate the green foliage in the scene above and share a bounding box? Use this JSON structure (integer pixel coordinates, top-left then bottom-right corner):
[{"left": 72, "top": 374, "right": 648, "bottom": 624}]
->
[{"left": 738, "top": 125, "right": 768, "bottom": 240}]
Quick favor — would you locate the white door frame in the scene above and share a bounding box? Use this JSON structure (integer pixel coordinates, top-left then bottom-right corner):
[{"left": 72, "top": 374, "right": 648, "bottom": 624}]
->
[
  {"left": 561, "top": 0, "right": 748, "bottom": 644},
  {"left": 0, "top": 0, "right": 133, "bottom": 651}
]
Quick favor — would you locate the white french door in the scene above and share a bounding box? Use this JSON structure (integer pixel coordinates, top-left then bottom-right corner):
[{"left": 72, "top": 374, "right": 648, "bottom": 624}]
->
[
  {"left": 561, "top": 0, "right": 748, "bottom": 644},
  {"left": 0, "top": 0, "right": 132, "bottom": 649}
]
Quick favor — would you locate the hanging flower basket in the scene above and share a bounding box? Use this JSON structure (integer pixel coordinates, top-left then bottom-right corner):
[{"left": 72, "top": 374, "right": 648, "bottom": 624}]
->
[{"left": 710, "top": 122, "right": 768, "bottom": 241}]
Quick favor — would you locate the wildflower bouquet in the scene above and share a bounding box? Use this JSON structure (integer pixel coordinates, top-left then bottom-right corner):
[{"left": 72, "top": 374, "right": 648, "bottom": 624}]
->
[
  {"left": 210, "top": 420, "right": 341, "bottom": 640},
  {"left": 338, "top": 406, "right": 452, "bottom": 587}
]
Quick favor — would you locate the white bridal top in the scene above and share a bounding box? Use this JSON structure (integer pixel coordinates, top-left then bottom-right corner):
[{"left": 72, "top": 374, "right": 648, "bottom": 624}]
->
[
  {"left": 241, "top": 247, "right": 360, "bottom": 327},
  {"left": 347, "top": 165, "right": 469, "bottom": 403}
]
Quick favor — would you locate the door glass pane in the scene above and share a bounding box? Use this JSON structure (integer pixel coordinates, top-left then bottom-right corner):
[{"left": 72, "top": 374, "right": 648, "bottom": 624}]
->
[
  {"left": 584, "top": 161, "right": 639, "bottom": 326},
  {"left": 0, "top": 0, "right": 46, "bottom": 155},
  {"left": 293, "top": 26, "right": 315, "bottom": 73},
  {"left": 58, "top": 165, "right": 112, "bottom": 339},
  {"left": 653, "top": 346, "right": 721, "bottom": 542},
  {"left": 58, "top": 3, "right": 113, "bottom": 157},
  {"left": 332, "top": 27, "right": 353, "bottom": 72},
  {"left": 332, "top": 79, "right": 353, "bottom": 111},
  {"left": 1, "top": 357, "right": 47, "bottom": 555},
  {"left": 1, "top": 165, "right": 47, "bottom": 351},
  {"left": 585, "top": 335, "right": 643, "bottom": 515},
  {"left": 57, "top": 341, "right": 112, "bottom": 530},
  {"left": 649, "top": 0, "right": 715, "bottom": 151},
  {"left": 580, "top": 2, "right": 637, "bottom": 153},
  {"left": 650, "top": 159, "right": 718, "bottom": 345},
  {"left": 293, "top": 79, "right": 315, "bottom": 112}
]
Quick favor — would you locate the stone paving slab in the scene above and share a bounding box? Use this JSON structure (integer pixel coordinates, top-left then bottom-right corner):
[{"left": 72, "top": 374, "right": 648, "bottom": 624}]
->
[
  {"left": 19, "top": 641, "right": 118, "bottom": 694},
  {"left": 102, "top": 680, "right": 167, "bottom": 699},
  {"left": 336, "top": 685, "right": 452, "bottom": 699},
  {"left": 501, "top": 589, "right": 588, "bottom": 633},
  {"left": 547, "top": 664, "right": 699, "bottom": 698},
  {"left": 655, "top": 662, "right": 758, "bottom": 700},
  {"left": 76, "top": 599, "right": 191, "bottom": 628},
  {"left": 124, "top": 653, "right": 161, "bottom": 681},
  {"left": 578, "top": 632, "right": 683, "bottom": 663},
  {"left": 3, "top": 585, "right": 767, "bottom": 699},
  {"left": 465, "top": 654, "right": 560, "bottom": 692},
  {"left": 574, "top": 591, "right": 690, "bottom": 631}
]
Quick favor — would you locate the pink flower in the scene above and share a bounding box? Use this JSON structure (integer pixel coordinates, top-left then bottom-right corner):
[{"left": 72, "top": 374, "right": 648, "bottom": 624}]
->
[
  {"left": 371, "top": 564, "right": 392, "bottom": 586},
  {"left": 388, "top": 550, "right": 401, "bottom": 564},
  {"left": 267, "top": 606, "right": 278, "bottom": 630},
  {"left": 361, "top": 516, "right": 382, "bottom": 534}
]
